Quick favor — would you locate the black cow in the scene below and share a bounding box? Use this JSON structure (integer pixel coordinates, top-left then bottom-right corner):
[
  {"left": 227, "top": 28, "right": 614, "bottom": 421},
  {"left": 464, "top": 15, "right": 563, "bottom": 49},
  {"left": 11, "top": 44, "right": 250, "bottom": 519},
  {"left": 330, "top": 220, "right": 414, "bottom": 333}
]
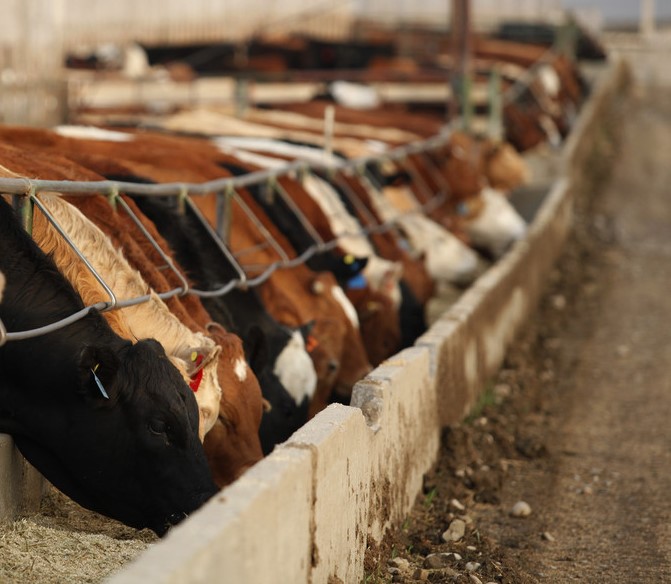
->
[
  {"left": 0, "top": 197, "right": 218, "bottom": 535},
  {"left": 120, "top": 189, "right": 310, "bottom": 455}
]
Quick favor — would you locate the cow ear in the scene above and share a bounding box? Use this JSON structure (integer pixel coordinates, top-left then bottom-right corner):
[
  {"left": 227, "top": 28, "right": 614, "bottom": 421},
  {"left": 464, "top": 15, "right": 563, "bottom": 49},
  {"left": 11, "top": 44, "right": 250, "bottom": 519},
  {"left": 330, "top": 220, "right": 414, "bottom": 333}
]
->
[
  {"left": 78, "top": 345, "right": 121, "bottom": 405},
  {"left": 243, "top": 326, "right": 269, "bottom": 374}
]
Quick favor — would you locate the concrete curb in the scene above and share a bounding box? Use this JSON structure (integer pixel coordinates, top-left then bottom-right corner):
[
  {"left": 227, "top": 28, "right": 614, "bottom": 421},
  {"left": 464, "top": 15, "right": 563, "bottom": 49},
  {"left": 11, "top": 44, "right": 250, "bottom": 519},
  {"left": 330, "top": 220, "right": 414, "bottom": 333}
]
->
[
  {"left": 106, "top": 59, "right": 631, "bottom": 584},
  {"left": 0, "top": 59, "right": 629, "bottom": 582}
]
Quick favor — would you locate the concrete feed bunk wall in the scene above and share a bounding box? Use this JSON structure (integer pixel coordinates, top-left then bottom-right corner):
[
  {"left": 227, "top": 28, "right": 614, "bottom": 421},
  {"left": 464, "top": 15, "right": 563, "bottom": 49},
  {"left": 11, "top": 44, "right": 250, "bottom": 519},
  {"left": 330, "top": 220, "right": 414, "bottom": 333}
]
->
[
  {"left": 108, "top": 59, "right": 629, "bottom": 584},
  {"left": 0, "top": 58, "right": 628, "bottom": 583}
]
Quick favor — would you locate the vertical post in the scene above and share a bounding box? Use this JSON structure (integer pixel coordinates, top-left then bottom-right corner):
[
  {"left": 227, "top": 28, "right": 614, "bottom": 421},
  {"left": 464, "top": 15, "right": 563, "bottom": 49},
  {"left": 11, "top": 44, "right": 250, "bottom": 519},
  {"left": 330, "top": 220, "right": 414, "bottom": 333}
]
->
[
  {"left": 235, "top": 78, "right": 249, "bottom": 118},
  {"left": 12, "top": 194, "right": 34, "bottom": 236},
  {"left": 487, "top": 66, "right": 503, "bottom": 141},
  {"left": 449, "top": 0, "right": 472, "bottom": 129},
  {"left": 324, "top": 105, "right": 335, "bottom": 159},
  {"left": 555, "top": 15, "right": 578, "bottom": 61},
  {"left": 641, "top": 0, "right": 656, "bottom": 37},
  {"left": 216, "top": 184, "right": 234, "bottom": 245}
]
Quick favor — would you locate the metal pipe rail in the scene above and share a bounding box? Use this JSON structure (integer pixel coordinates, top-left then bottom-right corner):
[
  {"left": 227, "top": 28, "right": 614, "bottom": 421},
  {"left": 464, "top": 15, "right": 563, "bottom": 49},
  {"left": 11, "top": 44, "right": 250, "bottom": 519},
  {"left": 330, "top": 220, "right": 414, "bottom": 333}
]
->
[
  {"left": 0, "top": 37, "right": 570, "bottom": 347},
  {"left": 0, "top": 133, "right": 454, "bottom": 345}
]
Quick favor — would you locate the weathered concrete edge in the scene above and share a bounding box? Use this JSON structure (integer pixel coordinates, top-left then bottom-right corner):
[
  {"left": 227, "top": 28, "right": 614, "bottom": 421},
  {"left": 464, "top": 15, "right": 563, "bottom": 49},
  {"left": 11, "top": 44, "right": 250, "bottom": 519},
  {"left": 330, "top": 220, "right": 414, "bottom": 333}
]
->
[
  {"left": 102, "top": 59, "right": 626, "bottom": 584},
  {"left": 0, "top": 436, "right": 44, "bottom": 522}
]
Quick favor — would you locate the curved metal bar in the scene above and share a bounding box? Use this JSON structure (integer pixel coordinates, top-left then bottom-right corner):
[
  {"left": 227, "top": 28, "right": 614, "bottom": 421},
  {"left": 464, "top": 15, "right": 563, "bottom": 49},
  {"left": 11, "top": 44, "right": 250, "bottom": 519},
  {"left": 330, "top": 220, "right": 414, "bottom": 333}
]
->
[
  {"left": 271, "top": 177, "right": 326, "bottom": 248},
  {"left": 231, "top": 183, "right": 290, "bottom": 264},
  {"left": 0, "top": 128, "right": 469, "bottom": 343},
  {"left": 115, "top": 194, "right": 190, "bottom": 296},
  {"left": 4, "top": 303, "right": 109, "bottom": 342},
  {"left": 183, "top": 195, "right": 248, "bottom": 288},
  {"left": 30, "top": 193, "right": 118, "bottom": 311}
]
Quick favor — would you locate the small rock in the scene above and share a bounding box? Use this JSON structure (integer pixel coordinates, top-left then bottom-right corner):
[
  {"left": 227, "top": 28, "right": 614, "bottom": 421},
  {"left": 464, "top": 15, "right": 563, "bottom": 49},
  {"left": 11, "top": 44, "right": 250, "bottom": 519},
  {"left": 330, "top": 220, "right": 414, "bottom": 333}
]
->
[
  {"left": 450, "top": 498, "right": 465, "bottom": 511},
  {"left": 455, "top": 468, "right": 466, "bottom": 478},
  {"left": 423, "top": 553, "right": 453, "bottom": 569},
  {"left": 540, "top": 369, "right": 555, "bottom": 382},
  {"left": 389, "top": 557, "right": 410, "bottom": 570},
  {"left": 465, "top": 561, "right": 481, "bottom": 572},
  {"left": 412, "top": 568, "right": 430, "bottom": 581},
  {"left": 542, "top": 531, "right": 556, "bottom": 542},
  {"left": 387, "top": 567, "right": 401, "bottom": 575},
  {"left": 616, "top": 344, "right": 630, "bottom": 357},
  {"left": 510, "top": 501, "right": 532, "bottom": 517},
  {"left": 493, "top": 383, "right": 511, "bottom": 399},
  {"left": 469, "top": 575, "right": 483, "bottom": 584},
  {"left": 453, "top": 553, "right": 462, "bottom": 561},
  {"left": 582, "top": 485, "right": 594, "bottom": 495},
  {"left": 461, "top": 515, "right": 474, "bottom": 525},
  {"left": 442, "top": 518, "right": 466, "bottom": 542},
  {"left": 551, "top": 294, "right": 566, "bottom": 310},
  {"left": 466, "top": 545, "right": 477, "bottom": 551}
]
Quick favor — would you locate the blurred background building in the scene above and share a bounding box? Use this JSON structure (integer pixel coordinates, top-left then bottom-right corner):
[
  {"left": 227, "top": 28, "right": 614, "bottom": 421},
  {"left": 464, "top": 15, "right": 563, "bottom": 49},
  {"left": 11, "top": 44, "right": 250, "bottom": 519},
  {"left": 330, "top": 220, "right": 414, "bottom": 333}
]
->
[{"left": 0, "top": 0, "right": 666, "bottom": 126}]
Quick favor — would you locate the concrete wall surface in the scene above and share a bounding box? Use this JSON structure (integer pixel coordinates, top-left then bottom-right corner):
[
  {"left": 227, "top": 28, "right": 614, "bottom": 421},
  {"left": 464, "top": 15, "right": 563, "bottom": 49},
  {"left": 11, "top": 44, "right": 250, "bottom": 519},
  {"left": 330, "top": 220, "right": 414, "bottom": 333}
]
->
[
  {"left": 104, "top": 58, "right": 629, "bottom": 584},
  {"left": 101, "top": 60, "right": 631, "bottom": 584}
]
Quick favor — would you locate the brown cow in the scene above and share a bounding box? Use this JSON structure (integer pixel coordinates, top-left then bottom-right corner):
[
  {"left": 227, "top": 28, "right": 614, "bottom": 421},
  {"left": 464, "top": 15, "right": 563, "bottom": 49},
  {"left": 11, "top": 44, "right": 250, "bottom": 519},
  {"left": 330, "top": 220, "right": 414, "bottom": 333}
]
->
[
  {"left": 26, "top": 126, "right": 371, "bottom": 414},
  {"left": 0, "top": 138, "right": 264, "bottom": 486}
]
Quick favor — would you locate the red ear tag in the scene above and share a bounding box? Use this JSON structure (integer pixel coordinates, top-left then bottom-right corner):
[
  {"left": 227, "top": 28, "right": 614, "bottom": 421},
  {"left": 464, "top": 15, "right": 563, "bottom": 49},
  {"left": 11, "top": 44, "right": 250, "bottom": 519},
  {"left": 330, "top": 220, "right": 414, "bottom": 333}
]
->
[
  {"left": 306, "top": 335, "right": 319, "bottom": 353},
  {"left": 189, "top": 352, "right": 205, "bottom": 392}
]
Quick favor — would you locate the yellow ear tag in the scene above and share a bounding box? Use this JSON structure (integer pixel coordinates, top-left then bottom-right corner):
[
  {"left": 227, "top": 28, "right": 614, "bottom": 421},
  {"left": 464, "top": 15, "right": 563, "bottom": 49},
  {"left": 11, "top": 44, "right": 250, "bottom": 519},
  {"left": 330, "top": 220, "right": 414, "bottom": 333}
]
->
[
  {"left": 344, "top": 254, "right": 355, "bottom": 265},
  {"left": 191, "top": 351, "right": 198, "bottom": 362}
]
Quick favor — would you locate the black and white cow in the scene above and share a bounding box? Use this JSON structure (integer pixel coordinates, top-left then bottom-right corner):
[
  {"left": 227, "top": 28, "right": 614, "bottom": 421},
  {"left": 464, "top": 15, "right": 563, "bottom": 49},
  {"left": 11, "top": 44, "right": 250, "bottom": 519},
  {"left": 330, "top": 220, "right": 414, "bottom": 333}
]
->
[
  {"left": 0, "top": 197, "right": 218, "bottom": 535},
  {"left": 125, "top": 191, "right": 314, "bottom": 454}
]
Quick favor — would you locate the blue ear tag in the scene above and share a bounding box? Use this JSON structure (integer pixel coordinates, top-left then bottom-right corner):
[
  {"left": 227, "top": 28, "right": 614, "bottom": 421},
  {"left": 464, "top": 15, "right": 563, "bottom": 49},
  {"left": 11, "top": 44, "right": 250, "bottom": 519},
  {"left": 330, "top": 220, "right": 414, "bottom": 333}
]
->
[
  {"left": 456, "top": 201, "right": 469, "bottom": 217},
  {"left": 91, "top": 365, "right": 110, "bottom": 399},
  {"left": 398, "top": 237, "right": 412, "bottom": 252},
  {"left": 346, "top": 273, "right": 368, "bottom": 290}
]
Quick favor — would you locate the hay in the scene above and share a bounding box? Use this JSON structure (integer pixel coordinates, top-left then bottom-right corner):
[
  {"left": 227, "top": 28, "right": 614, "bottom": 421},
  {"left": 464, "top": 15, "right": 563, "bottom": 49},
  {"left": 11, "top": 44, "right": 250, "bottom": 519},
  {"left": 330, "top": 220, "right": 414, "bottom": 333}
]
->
[{"left": 0, "top": 484, "right": 157, "bottom": 583}]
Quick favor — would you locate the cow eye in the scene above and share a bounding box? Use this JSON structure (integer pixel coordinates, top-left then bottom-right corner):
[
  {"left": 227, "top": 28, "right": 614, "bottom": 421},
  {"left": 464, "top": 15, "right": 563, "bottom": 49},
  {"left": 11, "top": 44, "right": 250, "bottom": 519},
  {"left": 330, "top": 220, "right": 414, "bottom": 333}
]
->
[{"left": 148, "top": 419, "right": 166, "bottom": 435}]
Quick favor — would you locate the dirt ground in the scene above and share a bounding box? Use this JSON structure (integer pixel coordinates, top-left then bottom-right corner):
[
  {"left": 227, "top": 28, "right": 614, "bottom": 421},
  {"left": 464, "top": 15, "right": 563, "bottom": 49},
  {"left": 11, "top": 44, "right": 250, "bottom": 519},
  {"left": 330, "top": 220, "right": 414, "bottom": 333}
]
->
[{"left": 363, "top": 84, "right": 671, "bottom": 582}]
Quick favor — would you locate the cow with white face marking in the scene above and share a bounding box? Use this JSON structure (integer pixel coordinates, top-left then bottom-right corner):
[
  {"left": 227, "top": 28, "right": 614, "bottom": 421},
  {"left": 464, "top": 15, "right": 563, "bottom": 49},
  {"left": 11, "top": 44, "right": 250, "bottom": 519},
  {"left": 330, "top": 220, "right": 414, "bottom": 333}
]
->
[
  {"left": 122, "top": 192, "right": 317, "bottom": 454},
  {"left": 212, "top": 137, "right": 405, "bottom": 310},
  {"left": 0, "top": 197, "right": 218, "bottom": 536}
]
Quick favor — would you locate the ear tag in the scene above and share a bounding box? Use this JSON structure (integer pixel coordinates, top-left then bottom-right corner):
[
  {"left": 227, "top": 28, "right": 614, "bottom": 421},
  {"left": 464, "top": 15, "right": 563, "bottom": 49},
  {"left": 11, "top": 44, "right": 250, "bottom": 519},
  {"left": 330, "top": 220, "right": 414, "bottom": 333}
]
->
[
  {"left": 306, "top": 335, "right": 319, "bottom": 353},
  {"left": 343, "top": 254, "right": 355, "bottom": 265},
  {"left": 189, "top": 352, "right": 205, "bottom": 392},
  {"left": 398, "top": 237, "right": 412, "bottom": 252},
  {"left": 91, "top": 364, "right": 110, "bottom": 400},
  {"left": 346, "top": 273, "right": 368, "bottom": 290},
  {"left": 456, "top": 201, "right": 469, "bottom": 217}
]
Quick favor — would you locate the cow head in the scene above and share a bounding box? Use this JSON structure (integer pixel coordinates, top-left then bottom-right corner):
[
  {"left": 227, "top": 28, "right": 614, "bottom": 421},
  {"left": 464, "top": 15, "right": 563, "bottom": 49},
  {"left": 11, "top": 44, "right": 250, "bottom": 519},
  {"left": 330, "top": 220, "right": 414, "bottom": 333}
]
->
[
  {"left": 242, "top": 325, "right": 311, "bottom": 454},
  {"left": 479, "top": 139, "right": 530, "bottom": 193},
  {"left": 6, "top": 338, "right": 218, "bottom": 537},
  {"left": 202, "top": 323, "right": 264, "bottom": 487},
  {"left": 346, "top": 285, "right": 401, "bottom": 367}
]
